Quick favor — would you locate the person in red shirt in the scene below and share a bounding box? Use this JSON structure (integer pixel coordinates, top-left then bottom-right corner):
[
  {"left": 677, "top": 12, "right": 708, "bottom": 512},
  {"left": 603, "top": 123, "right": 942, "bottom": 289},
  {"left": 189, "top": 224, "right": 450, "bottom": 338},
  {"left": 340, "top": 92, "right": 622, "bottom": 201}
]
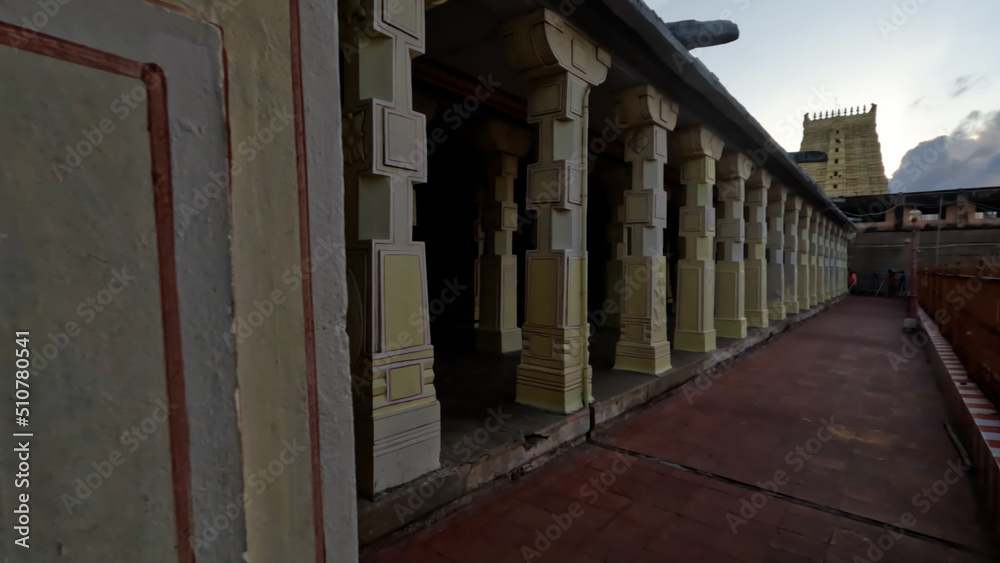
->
[{"left": 848, "top": 271, "right": 857, "bottom": 293}]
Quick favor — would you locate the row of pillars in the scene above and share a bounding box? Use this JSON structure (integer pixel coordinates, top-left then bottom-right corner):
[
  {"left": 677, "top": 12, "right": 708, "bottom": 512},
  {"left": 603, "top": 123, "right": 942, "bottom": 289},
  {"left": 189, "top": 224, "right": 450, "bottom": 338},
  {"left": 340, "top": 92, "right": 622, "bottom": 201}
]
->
[{"left": 339, "top": 4, "right": 850, "bottom": 495}]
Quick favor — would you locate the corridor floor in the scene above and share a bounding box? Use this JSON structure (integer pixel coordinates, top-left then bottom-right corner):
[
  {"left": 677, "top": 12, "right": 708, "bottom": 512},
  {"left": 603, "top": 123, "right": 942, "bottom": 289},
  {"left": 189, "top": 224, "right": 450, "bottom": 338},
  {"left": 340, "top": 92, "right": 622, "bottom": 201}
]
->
[{"left": 362, "top": 297, "right": 998, "bottom": 563}]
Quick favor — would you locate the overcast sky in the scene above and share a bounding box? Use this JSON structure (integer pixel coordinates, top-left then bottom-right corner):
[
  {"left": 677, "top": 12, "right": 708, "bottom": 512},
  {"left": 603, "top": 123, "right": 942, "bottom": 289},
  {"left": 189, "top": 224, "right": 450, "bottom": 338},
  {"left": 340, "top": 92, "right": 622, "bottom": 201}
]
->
[{"left": 647, "top": 0, "right": 1000, "bottom": 191}]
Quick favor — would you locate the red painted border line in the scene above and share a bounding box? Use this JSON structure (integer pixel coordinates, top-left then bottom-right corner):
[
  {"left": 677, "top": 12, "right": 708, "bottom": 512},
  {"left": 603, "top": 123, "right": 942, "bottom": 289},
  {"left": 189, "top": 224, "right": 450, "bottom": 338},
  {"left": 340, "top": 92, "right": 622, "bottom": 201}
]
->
[
  {"left": 0, "top": 20, "right": 142, "bottom": 77},
  {"left": 145, "top": 62, "right": 195, "bottom": 563},
  {"left": 287, "top": 0, "right": 326, "bottom": 560},
  {"left": 0, "top": 21, "right": 194, "bottom": 562}
]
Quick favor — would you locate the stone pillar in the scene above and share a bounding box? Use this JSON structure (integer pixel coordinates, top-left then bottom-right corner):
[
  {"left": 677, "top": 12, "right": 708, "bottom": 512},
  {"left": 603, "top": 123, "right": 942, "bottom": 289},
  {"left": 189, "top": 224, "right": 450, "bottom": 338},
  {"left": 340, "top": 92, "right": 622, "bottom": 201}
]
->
[
  {"left": 715, "top": 152, "right": 751, "bottom": 339},
  {"left": 502, "top": 8, "right": 610, "bottom": 413},
  {"left": 473, "top": 187, "right": 485, "bottom": 327},
  {"left": 474, "top": 121, "right": 532, "bottom": 353},
  {"left": 819, "top": 218, "right": 833, "bottom": 301},
  {"left": 612, "top": 85, "right": 677, "bottom": 375},
  {"left": 766, "top": 185, "right": 787, "bottom": 320},
  {"left": 673, "top": 126, "right": 725, "bottom": 352},
  {"left": 819, "top": 220, "right": 828, "bottom": 301},
  {"left": 813, "top": 215, "right": 823, "bottom": 307},
  {"left": 784, "top": 197, "right": 802, "bottom": 314},
  {"left": 745, "top": 168, "right": 770, "bottom": 328},
  {"left": 600, "top": 163, "right": 629, "bottom": 331},
  {"left": 840, "top": 232, "right": 847, "bottom": 295},
  {"left": 341, "top": 0, "right": 440, "bottom": 495},
  {"left": 797, "top": 206, "right": 812, "bottom": 310}
]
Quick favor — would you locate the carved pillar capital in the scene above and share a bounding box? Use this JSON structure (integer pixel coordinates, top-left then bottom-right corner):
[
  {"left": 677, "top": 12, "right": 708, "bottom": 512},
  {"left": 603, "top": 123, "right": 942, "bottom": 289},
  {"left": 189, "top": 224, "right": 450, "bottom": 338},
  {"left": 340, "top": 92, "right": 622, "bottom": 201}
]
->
[{"left": 501, "top": 8, "right": 611, "bottom": 84}]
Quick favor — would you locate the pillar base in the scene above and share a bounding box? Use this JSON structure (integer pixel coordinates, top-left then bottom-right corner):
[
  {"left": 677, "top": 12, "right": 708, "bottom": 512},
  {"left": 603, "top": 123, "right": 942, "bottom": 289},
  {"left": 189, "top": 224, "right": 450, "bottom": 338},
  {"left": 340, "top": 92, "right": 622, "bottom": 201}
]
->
[
  {"left": 785, "top": 300, "right": 800, "bottom": 315},
  {"left": 355, "top": 399, "right": 441, "bottom": 496},
  {"left": 673, "top": 329, "right": 717, "bottom": 353},
  {"left": 715, "top": 318, "right": 747, "bottom": 339},
  {"left": 515, "top": 364, "right": 590, "bottom": 414},
  {"left": 614, "top": 341, "right": 671, "bottom": 375},
  {"left": 476, "top": 328, "right": 522, "bottom": 354},
  {"left": 769, "top": 304, "right": 786, "bottom": 321},
  {"left": 746, "top": 310, "right": 769, "bottom": 329}
]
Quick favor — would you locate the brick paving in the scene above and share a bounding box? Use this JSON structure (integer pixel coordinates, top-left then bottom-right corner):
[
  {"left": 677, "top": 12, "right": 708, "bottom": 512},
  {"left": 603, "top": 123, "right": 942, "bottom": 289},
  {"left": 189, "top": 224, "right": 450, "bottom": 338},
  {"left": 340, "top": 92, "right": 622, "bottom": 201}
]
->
[{"left": 362, "top": 297, "right": 998, "bottom": 563}]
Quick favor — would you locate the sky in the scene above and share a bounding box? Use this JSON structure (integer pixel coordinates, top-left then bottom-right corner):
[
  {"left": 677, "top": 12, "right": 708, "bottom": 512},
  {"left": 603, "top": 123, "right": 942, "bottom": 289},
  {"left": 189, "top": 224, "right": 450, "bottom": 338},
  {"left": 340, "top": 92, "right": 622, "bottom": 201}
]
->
[{"left": 646, "top": 0, "right": 1000, "bottom": 191}]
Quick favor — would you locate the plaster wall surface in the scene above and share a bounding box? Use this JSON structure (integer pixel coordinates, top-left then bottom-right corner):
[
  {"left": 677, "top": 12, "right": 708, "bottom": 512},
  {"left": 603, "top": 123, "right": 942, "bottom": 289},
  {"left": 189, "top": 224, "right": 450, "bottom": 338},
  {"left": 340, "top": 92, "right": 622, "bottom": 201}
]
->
[
  {"left": 0, "top": 0, "right": 357, "bottom": 560},
  {"left": 0, "top": 45, "right": 179, "bottom": 562},
  {"left": 849, "top": 229, "right": 1000, "bottom": 274}
]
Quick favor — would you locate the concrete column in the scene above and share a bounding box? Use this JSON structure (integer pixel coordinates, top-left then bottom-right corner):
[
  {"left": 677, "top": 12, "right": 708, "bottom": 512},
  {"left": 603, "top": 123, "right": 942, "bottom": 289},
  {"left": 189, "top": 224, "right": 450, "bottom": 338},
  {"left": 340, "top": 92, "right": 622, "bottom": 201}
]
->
[
  {"left": 798, "top": 205, "right": 813, "bottom": 311},
  {"left": 341, "top": 0, "right": 440, "bottom": 495},
  {"left": 745, "top": 168, "right": 770, "bottom": 328},
  {"left": 827, "top": 223, "right": 837, "bottom": 300},
  {"left": 810, "top": 215, "right": 821, "bottom": 307},
  {"left": 673, "top": 125, "right": 725, "bottom": 352},
  {"left": 715, "top": 152, "right": 751, "bottom": 338},
  {"left": 612, "top": 85, "right": 677, "bottom": 375},
  {"left": 601, "top": 163, "right": 628, "bottom": 330},
  {"left": 819, "top": 219, "right": 833, "bottom": 301},
  {"left": 784, "top": 197, "right": 802, "bottom": 314},
  {"left": 840, "top": 233, "right": 847, "bottom": 295},
  {"left": 503, "top": 8, "right": 610, "bottom": 413},
  {"left": 766, "top": 185, "right": 787, "bottom": 320},
  {"left": 474, "top": 121, "right": 532, "bottom": 353}
]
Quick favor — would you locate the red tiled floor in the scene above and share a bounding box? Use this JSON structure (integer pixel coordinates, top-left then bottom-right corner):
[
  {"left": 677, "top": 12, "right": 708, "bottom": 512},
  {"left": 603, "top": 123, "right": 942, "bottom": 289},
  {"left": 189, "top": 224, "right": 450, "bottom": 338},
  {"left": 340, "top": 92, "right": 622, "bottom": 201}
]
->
[{"left": 362, "top": 298, "right": 998, "bottom": 563}]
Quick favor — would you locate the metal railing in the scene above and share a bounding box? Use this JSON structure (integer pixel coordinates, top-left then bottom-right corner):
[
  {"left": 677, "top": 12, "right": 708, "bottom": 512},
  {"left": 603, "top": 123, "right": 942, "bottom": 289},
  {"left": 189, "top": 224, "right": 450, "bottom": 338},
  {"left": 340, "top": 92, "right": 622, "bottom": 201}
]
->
[
  {"left": 850, "top": 273, "right": 909, "bottom": 298},
  {"left": 919, "top": 264, "right": 1000, "bottom": 406}
]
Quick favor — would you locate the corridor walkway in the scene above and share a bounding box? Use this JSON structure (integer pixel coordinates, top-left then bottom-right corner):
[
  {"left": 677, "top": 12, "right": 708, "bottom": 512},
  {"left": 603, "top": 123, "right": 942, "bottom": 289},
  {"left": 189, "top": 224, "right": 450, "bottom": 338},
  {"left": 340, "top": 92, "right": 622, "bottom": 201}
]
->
[{"left": 362, "top": 297, "right": 997, "bottom": 563}]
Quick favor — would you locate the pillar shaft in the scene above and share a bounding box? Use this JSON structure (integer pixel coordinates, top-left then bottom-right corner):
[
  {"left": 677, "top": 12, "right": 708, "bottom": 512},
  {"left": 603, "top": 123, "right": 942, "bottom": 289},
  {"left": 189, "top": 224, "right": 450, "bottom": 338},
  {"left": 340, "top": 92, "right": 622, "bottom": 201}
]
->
[
  {"left": 798, "top": 206, "right": 813, "bottom": 311},
  {"left": 503, "top": 9, "right": 610, "bottom": 413},
  {"left": 783, "top": 197, "right": 802, "bottom": 314},
  {"left": 810, "top": 216, "right": 820, "bottom": 307},
  {"left": 766, "top": 185, "right": 787, "bottom": 320},
  {"left": 673, "top": 126, "right": 725, "bottom": 352},
  {"left": 603, "top": 164, "right": 628, "bottom": 330},
  {"left": 613, "top": 85, "right": 677, "bottom": 375},
  {"left": 473, "top": 121, "right": 532, "bottom": 353},
  {"left": 745, "top": 168, "right": 770, "bottom": 328},
  {"left": 341, "top": 0, "right": 440, "bottom": 495},
  {"left": 477, "top": 153, "right": 523, "bottom": 352},
  {"left": 715, "top": 152, "right": 751, "bottom": 338}
]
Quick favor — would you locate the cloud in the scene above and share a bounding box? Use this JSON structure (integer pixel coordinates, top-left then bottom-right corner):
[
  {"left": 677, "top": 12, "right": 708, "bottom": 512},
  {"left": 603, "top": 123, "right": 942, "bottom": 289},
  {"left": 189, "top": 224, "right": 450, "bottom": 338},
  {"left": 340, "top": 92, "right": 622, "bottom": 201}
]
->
[
  {"left": 949, "top": 74, "right": 986, "bottom": 98},
  {"left": 889, "top": 109, "right": 1000, "bottom": 192}
]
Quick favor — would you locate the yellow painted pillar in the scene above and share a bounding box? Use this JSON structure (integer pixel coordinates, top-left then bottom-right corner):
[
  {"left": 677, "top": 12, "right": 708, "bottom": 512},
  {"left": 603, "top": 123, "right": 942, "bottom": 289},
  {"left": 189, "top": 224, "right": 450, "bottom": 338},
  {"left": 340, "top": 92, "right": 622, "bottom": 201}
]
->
[
  {"left": 340, "top": 0, "right": 440, "bottom": 495},
  {"left": 502, "top": 8, "right": 610, "bottom": 413},
  {"left": 820, "top": 219, "right": 833, "bottom": 302},
  {"left": 673, "top": 126, "right": 725, "bottom": 352},
  {"left": 600, "top": 162, "right": 628, "bottom": 331},
  {"left": 715, "top": 152, "right": 751, "bottom": 339},
  {"left": 809, "top": 216, "right": 826, "bottom": 306},
  {"left": 473, "top": 187, "right": 485, "bottom": 327},
  {"left": 474, "top": 121, "right": 532, "bottom": 353},
  {"left": 766, "top": 185, "right": 787, "bottom": 320},
  {"left": 745, "top": 168, "right": 770, "bottom": 328},
  {"left": 612, "top": 85, "right": 677, "bottom": 375},
  {"left": 784, "top": 197, "right": 802, "bottom": 314},
  {"left": 798, "top": 206, "right": 813, "bottom": 311}
]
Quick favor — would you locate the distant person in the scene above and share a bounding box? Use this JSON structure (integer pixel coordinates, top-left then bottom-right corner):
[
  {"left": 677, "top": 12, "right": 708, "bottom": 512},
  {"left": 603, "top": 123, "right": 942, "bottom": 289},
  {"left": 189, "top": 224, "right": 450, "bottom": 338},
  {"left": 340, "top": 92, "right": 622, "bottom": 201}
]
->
[{"left": 848, "top": 271, "right": 857, "bottom": 293}]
